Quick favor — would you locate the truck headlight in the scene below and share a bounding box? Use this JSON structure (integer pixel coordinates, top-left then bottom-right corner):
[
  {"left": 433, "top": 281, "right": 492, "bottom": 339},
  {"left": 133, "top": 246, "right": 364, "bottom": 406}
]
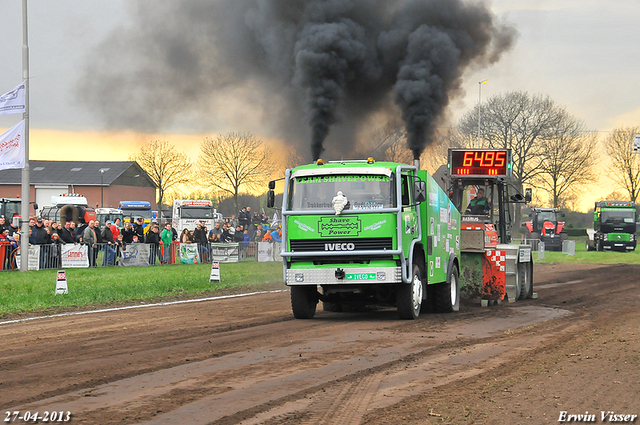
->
[{"left": 295, "top": 273, "right": 304, "bottom": 282}]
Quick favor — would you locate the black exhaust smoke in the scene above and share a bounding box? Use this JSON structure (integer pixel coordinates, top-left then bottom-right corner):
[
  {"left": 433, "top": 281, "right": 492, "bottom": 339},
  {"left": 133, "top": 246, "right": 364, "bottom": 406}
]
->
[{"left": 79, "top": 1, "right": 516, "bottom": 161}]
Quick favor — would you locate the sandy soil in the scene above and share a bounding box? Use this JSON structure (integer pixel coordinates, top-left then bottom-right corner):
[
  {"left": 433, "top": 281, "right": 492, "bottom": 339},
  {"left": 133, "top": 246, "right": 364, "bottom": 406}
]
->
[{"left": 1, "top": 262, "right": 638, "bottom": 424}]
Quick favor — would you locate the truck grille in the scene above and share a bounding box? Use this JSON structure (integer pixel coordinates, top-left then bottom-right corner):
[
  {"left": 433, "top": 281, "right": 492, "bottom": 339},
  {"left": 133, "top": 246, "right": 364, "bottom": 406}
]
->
[{"left": 290, "top": 237, "right": 393, "bottom": 252}]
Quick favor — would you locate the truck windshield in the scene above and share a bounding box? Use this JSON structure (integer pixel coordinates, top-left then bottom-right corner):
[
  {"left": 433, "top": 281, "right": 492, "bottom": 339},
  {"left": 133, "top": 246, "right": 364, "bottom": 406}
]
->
[
  {"left": 601, "top": 209, "right": 635, "bottom": 224},
  {"left": 289, "top": 174, "right": 394, "bottom": 211},
  {"left": 180, "top": 207, "right": 214, "bottom": 219},
  {"left": 536, "top": 211, "right": 557, "bottom": 226},
  {"left": 3, "top": 201, "right": 21, "bottom": 218},
  {"left": 121, "top": 209, "right": 152, "bottom": 219},
  {"left": 97, "top": 214, "right": 123, "bottom": 224}
]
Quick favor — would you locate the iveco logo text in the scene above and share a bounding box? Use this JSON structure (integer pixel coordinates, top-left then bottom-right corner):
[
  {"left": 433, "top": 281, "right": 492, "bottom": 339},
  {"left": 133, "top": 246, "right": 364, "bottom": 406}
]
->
[{"left": 325, "top": 243, "right": 356, "bottom": 251}]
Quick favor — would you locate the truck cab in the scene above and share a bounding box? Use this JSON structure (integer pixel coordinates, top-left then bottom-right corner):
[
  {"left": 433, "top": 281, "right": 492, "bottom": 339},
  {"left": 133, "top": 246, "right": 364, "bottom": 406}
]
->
[
  {"left": 524, "top": 208, "right": 567, "bottom": 251},
  {"left": 268, "top": 158, "right": 461, "bottom": 320},
  {"left": 587, "top": 201, "right": 637, "bottom": 251}
]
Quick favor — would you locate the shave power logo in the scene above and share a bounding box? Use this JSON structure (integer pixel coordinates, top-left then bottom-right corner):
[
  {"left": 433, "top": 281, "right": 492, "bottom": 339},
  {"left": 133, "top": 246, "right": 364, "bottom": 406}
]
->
[{"left": 319, "top": 216, "right": 361, "bottom": 237}]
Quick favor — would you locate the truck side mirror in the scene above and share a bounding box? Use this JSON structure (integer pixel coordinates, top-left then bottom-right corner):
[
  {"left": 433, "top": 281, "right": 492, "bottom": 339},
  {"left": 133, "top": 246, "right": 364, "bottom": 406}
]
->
[
  {"left": 268, "top": 180, "right": 276, "bottom": 190},
  {"left": 267, "top": 190, "right": 275, "bottom": 208},
  {"left": 414, "top": 181, "right": 426, "bottom": 203},
  {"left": 525, "top": 188, "right": 532, "bottom": 203}
]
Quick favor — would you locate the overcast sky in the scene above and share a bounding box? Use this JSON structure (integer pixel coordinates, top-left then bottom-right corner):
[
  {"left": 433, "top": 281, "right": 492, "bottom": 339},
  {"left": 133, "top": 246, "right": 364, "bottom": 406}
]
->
[{"left": 1, "top": 0, "right": 640, "bottom": 207}]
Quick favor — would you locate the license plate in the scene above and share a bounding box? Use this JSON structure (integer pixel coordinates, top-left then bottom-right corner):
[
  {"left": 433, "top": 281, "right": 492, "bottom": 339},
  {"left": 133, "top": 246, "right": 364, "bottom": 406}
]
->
[{"left": 346, "top": 273, "right": 376, "bottom": 281}]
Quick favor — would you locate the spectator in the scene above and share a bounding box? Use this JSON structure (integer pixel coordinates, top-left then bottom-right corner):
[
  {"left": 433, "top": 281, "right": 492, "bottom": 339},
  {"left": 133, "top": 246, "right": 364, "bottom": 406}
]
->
[
  {"left": 82, "top": 220, "right": 99, "bottom": 267},
  {"left": 122, "top": 222, "right": 135, "bottom": 244},
  {"left": 252, "top": 210, "right": 260, "bottom": 236},
  {"left": 133, "top": 217, "right": 145, "bottom": 240},
  {"left": 238, "top": 207, "right": 249, "bottom": 231},
  {"left": 160, "top": 223, "right": 173, "bottom": 264},
  {"left": 60, "top": 221, "right": 76, "bottom": 244},
  {"left": 234, "top": 225, "right": 245, "bottom": 242},
  {"left": 229, "top": 214, "right": 238, "bottom": 228},
  {"left": 111, "top": 219, "right": 121, "bottom": 240},
  {"left": 221, "top": 223, "right": 233, "bottom": 243},
  {"left": 145, "top": 224, "right": 161, "bottom": 265},
  {"left": 262, "top": 229, "right": 272, "bottom": 243},
  {"left": 208, "top": 221, "right": 222, "bottom": 243},
  {"left": 0, "top": 216, "right": 8, "bottom": 235},
  {"left": 254, "top": 228, "right": 263, "bottom": 243},
  {"left": 179, "top": 228, "right": 191, "bottom": 243},
  {"left": 101, "top": 220, "right": 116, "bottom": 266},
  {"left": 193, "top": 222, "right": 208, "bottom": 262},
  {"left": 245, "top": 206, "right": 255, "bottom": 236},
  {"left": 48, "top": 232, "right": 63, "bottom": 269},
  {"left": 31, "top": 218, "right": 49, "bottom": 245},
  {"left": 270, "top": 226, "right": 282, "bottom": 242},
  {"left": 242, "top": 229, "right": 250, "bottom": 247},
  {"left": 114, "top": 233, "right": 125, "bottom": 265}
]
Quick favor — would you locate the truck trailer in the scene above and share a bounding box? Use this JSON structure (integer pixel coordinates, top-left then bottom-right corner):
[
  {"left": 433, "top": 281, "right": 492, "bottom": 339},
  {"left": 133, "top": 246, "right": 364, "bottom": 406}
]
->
[{"left": 267, "top": 158, "right": 461, "bottom": 320}]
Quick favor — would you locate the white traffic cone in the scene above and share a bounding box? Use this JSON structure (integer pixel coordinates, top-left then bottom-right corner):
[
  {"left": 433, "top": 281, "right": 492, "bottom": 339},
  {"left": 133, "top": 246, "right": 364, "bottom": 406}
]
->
[{"left": 56, "top": 270, "right": 69, "bottom": 295}]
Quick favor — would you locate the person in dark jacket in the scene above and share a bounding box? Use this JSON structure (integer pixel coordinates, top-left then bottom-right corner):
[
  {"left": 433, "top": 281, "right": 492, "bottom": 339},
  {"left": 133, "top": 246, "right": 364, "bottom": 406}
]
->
[
  {"left": 133, "top": 217, "right": 145, "bottom": 241},
  {"left": 101, "top": 220, "right": 116, "bottom": 265},
  {"left": 193, "top": 222, "right": 209, "bottom": 262},
  {"left": 145, "top": 224, "right": 161, "bottom": 265},
  {"left": 121, "top": 222, "right": 135, "bottom": 244},
  {"left": 31, "top": 218, "right": 50, "bottom": 245},
  {"left": 60, "top": 221, "right": 76, "bottom": 244}
]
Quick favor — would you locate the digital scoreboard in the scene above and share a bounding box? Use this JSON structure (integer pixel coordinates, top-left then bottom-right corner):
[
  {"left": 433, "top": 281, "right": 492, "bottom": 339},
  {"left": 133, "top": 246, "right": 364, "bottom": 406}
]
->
[{"left": 449, "top": 149, "right": 511, "bottom": 177}]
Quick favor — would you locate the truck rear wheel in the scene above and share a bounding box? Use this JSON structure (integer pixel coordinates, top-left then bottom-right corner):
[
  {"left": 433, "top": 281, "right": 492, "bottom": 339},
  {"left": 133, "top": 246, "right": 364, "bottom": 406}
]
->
[
  {"left": 517, "top": 258, "right": 533, "bottom": 300},
  {"left": 434, "top": 265, "right": 460, "bottom": 313},
  {"left": 397, "top": 263, "right": 424, "bottom": 320},
  {"left": 291, "top": 286, "right": 318, "bottom": 319}
]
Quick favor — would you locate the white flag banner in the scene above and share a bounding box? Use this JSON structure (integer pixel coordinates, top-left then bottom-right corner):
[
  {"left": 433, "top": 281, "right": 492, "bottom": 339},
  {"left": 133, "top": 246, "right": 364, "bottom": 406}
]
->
[
  {"left": 0, "top": 120, "right": 26, "bottom": 171},
  {"left": 0, "top": 81, "right": 26, "bottom": 115}
]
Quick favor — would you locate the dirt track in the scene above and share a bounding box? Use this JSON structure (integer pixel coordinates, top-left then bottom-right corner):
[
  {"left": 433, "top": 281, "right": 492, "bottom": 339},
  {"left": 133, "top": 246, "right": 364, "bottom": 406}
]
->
[{"left": 1, "top": 262, "right": 639, "bottom": 424}]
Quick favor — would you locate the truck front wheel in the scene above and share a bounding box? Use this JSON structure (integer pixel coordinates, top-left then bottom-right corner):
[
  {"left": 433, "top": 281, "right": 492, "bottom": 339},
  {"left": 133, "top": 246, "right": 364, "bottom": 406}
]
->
[
  {"left": 434, "top": 265, "right": 460, "bottom": 313},
  {"left": 291, "top": 286, "right": 318, "bottom": 319},
  {"left": 397, "top": 263, "right": 424, "bottom": 320}
]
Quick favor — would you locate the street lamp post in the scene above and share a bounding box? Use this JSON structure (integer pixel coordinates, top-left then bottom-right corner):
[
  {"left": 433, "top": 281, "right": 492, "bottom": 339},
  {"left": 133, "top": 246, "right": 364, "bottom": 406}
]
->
[
  {"left": 478, "top": 79, "right": 488, "bottom": 148},
  {"left": 100, "top": 169, "right": 104, "bottom": 207}
]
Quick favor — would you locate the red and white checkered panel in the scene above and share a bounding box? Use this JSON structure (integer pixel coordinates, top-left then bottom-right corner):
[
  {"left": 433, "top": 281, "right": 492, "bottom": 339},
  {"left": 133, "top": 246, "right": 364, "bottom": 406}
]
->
[{"left": 486, "top": 250, "right": 506, "bottom": 271}]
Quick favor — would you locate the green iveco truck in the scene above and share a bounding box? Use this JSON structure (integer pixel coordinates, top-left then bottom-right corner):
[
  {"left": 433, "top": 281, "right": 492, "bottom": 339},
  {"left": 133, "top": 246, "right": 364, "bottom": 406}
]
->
[
  {"left": 267, "top": 158, "right": 461, "bottom": 320},
  {"left": 586, "top": 201, "right": 637, "bottom": 251}
]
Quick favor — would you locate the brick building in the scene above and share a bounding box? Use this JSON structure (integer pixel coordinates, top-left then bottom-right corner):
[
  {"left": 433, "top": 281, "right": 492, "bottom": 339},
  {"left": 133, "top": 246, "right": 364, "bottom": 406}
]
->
[{"left": 0, "top": 161, "right": 157, "bottom": 213}]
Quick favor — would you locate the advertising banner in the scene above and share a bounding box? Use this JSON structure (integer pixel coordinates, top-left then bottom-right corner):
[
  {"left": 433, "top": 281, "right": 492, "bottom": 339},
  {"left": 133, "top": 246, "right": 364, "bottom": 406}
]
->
[
  {"left": 61, "top": 244, "right": 89, "bottom": 268},
  {"left": 257, "top": 242, "right": 273, "bottom": 262},
  {"left": 120, "top": 244, "right": 150, "bottom": 267},
  {"left": 210, "top": 243, "right": 240, "bottom": 263},
  {"left": 15, "top": 245, "right": 40, "bottom": 270},
  {"left": 180, "top": 243, "right": 200, "bottom": 264}
]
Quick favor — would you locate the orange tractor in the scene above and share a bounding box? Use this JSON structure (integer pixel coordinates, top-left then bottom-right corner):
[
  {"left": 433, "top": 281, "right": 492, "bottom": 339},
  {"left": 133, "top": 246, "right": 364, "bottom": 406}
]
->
[{"left": 524, "top": 208, "right": 567, "bottom": 251}]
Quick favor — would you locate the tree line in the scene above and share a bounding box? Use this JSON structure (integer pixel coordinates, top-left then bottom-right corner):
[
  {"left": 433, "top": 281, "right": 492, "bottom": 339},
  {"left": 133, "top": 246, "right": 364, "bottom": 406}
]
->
[{"left": 131, "top": 91, "right": 640, "bottom": 216}]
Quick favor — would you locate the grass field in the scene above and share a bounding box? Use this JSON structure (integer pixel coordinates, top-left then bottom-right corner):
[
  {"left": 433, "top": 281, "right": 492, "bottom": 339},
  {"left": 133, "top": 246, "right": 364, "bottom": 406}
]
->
[
  {"left": 1, "top": 236, "right": 638, "bottom": 317},
  {"left": 0, "top": 262, "right": 284, "bottom": 317},
  {"left": 534, "top": 236, "right": 640, "bottom": 264}
]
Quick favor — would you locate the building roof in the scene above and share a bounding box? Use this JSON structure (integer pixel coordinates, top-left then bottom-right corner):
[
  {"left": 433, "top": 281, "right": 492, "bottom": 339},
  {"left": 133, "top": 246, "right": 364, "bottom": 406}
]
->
[{"left": 0, "top": 161, "right": 156, "bottom": 187}]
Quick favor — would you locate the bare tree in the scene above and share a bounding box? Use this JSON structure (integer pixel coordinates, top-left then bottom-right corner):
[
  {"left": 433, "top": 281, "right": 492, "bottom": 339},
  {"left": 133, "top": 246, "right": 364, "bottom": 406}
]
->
[
  {"left": 604, "top": 126, "right": 640, "bottom": 203},
  {"left": 129, "top": 140, "right": 192, "bottom": 217},
  {"left": 198, "top": 132, "right": 276, "bottom": 213},
  {"left": 534, "top": 113, "right": 598, "bottom": 208},
  {"left": 458, "top": 91, "right": 562, "bottom": 187}
]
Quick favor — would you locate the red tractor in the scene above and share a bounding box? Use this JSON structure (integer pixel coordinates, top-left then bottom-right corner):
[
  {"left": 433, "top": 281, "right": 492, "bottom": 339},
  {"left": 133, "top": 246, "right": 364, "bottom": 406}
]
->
[{"left": 525, "top": 207, "right": 567, "bottom": 251}]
